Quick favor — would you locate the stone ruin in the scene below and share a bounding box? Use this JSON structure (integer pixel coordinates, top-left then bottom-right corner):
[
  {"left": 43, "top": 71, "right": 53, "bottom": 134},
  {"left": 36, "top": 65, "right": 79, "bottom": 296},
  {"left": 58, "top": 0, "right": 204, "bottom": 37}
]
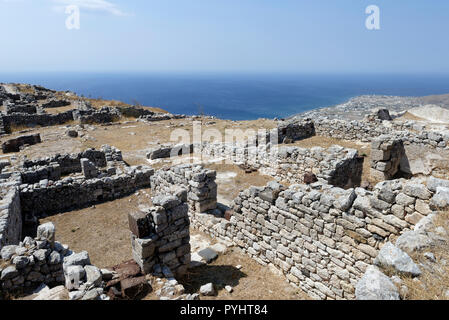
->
[
  {"left": 1, "top": 134, "right": 41, "bottom": 153},
  {"left": 0, "top": 222, "right": 109, "bottom": 300},
  {"left": 0, "top": 84, "right": 187, "bottom": 135},
  {"left": 129, "top": 192, "right": 191, "bottom": 278},
  {"left": 370, "top": 135, "right": 406, "bottom": 182}
]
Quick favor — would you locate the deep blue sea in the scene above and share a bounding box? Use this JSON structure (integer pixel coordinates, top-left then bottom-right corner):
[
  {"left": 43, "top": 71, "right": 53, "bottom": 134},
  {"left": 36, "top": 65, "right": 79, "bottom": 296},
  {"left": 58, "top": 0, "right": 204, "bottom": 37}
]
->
[{"left": 1, "top": 73, "right": 449, "bottom": 121}]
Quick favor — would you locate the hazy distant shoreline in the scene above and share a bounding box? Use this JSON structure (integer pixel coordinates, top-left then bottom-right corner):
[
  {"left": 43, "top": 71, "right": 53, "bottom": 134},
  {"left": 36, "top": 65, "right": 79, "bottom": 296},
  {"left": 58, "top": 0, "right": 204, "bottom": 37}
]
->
[{"left": 1, "top": 73, "right": 449, "bottom": 121}]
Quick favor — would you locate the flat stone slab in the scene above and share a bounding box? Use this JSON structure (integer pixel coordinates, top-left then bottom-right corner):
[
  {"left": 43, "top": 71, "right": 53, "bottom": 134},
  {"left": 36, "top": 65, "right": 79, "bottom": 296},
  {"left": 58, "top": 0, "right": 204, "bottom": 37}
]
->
[
  {"left": 197, "top": 248, "right": 218, "bottom": 263},
  {"left": 210, "top": 243, "right": 227, "bottom": 255}
]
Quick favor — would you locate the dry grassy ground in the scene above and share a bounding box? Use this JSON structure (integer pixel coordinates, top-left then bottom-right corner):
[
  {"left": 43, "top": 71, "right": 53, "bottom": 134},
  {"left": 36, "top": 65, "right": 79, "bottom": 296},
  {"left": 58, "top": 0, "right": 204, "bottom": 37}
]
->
[
  {"left": 400, "top": 211, "right": 449, "bottom": 300},
  {"left": 40, "top": 188, "right": 152, "bottom": 269}
]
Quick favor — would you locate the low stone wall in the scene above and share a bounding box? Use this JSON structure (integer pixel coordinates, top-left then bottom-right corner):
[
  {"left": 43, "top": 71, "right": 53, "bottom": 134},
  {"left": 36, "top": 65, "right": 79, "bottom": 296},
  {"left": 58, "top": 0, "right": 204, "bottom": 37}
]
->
[
  {"left": 19, "top": 166, "right": 154, "bottom": 218},
  {"left": 0, "top": 222, "right": 107, "bottom": 300},
  {"left": 129, "top": 192, "right": 190, "bottom": 278},
  {"left": 73, "top": 107, "right": 121, "bottom": 124},
  {"left": 147, "top": 144, "right": 194, "bottom": 160},
  {"left": 41, "top": 99, "right": 70, "bottom": 109},
  {"left": 0, "top": 182, "right": 22, "bottom": 249},
  {"left": 117, "top": 106, "right": 158, "bottom": 118},
  {"left": 1, "top": 111, "right": 74, "bottom": 132},
  {"left": 313, "top": 118, "right": 449, "bottom": 149},
  {"left": 256, "top": 145, "right": 362, "bottom": 188},
  {"left": 151, "top": 164, "right": 217, "bottom": 213},
  {"left": 199, "top": 142, "right": 362, "bottom": 188},
  {"left": 189, "top": 176, "right": 449, "bottom": 300},
  {"left": 277, "top": 119, "right": 315, "bottom": 143},
  {"left": 5, "top": 103, "right": 37, "bottom": 115},
  {"left": 0, "top": 116, "right": 6, "bottom": 136},
  {"left": 1, "top": 134, "right": 41, "bottom": 153},
  {"left": 20, "top": 163, "right": 61, "bottom": 184},
  {"left": 139, "top": 113, "right": 186, "bottom": 122},
  {"left": 23, "top": 149, "right": 107, "bottom": 175}
]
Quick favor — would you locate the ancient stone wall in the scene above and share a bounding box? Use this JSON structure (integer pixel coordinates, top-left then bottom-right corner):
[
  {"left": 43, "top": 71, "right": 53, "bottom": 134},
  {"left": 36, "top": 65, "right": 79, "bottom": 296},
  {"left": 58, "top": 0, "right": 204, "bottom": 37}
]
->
[
  {"left": 255, "top": 145, "right": 362, "bottom": 188},
  {"left": 277, "top": 119, "right": 315, "bottom": 143},
  {"left": 370, "top": 135, "right": 406, "bottom": 182},
  {"left": 151, "top": 164, "right": 218, "bottom": 213},
  {"left": 313, "top": 118, "right": 449, "bottom": 149},
  {"left": 19, "top": 166, "right": 154, "bottom": 218},
  {"left": 129, "top": 192, "right": 191, "bottom": 278},
  {"left": 20, "top": 163, "right": 61, "bottom": 184},
  {"left": 41, "top": 99, "right": 70, "bottom": 109},
  {"left": 73, "top": 107, "right": 120, "bottom": 124},
  {"left": 147, "top": 144, "right": 194, "bottom": 160},
  {"left": 139, "top": 113, "right": 186, "bottom": 122},
  {"left": 199, "top": 142, "right": 362, "bottom": 188},
  {"left": 0, "top": 182, "right": 22, "bottom": 249},
  {"left": 188, "top": 176, "right": 449, "bottom": 300},
  {"left": 23, "top": 149, "right": 107, "bottom": 175},
  {"left": 0, "top": 116, "right": 6, "bottom": 136},
  {"left": 116, "top": 106, "right": 158, "bottom": 118},
  {"left": 1, "top": 111, "right": 74, "bottom": 133},
  {"left": 1, "top": 134, "right": 41, "bottom": 153},
  {"left": 5, "top": 103, "right": 37, "bottom": 115}
]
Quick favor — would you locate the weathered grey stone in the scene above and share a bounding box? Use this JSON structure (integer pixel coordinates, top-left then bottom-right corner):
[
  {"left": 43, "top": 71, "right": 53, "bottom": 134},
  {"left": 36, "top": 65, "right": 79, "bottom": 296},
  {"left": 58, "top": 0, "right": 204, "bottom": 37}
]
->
[
  {"left": 1, "top": 245, "right": 18, "bottom": 260},
  {"left": 403, "top": 183, "right": 431, "bottom": 200},
  {"left": 1, "top": 265, "right": 19, "bottom": 281},
  {"left": 427, "top": 176, "right": 449, "bottom": 193},
  {"left": 64, "top": 265, "right": 86, "bottom": 290},
  {"left": 374, "top": 242, "right": 421, "bottom": 277},
  {"left": 430, "top": 187, "right": 449, "bottom": 210},
  {"left": 395, "top": 231, "right": 433, "bottom": 253},
  {"left": 84, "top": 265, "right": 102, "bottom": 287},
  {"left": 197, "top": 248, "right": 218, "bottom": 263},
  {"left": 355, "top": 266, "right": 400, "bottom": 300},
  {"left": 37, "top": 222, "right": 56, "bottom": 245},
  {"left": 200, "top": 283, "right": 216, "bottom": 296},
  {"left": 63, "top": 251, "right": 91, "bottom": 267}
]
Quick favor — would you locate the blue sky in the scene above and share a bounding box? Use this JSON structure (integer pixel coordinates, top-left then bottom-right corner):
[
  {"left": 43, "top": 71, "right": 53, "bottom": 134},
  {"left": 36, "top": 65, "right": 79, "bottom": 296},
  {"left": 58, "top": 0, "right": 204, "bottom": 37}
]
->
[{"left": 0, "top": 0, "right": 448, "bottom": 73}]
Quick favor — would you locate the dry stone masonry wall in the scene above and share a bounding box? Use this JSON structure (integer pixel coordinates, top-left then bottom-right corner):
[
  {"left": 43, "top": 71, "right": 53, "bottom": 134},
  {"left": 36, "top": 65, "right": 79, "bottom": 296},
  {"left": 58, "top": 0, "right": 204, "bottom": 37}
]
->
[
  {"left": 19, "top": 166, "right": 154, "bottom": 218},
  {"left": 0, "top": 180, "right": 22, "bottom": 249},
  {"left": 0, "top": 222, "right": 108, "bottom": 300},
  {"left": 129, "top": 192, "right": 191, "bottom": 278},
  {"left": 370, "top": 135, "right": 406, "bottom": 182},
  {"left": 198, "top": 142, "right": 362, "bottom": 188},
  {"left": 312, "top": 118, "right": 449, "bottom": 149},
  {"left": 1, "top": 134, "right": 41, "bottom": 153},
  {"left": 151, "top": 164, "right": 218, "bottom": 213},
  {"left": 188, "top": 176, "right": 449, "bottom": 300}
]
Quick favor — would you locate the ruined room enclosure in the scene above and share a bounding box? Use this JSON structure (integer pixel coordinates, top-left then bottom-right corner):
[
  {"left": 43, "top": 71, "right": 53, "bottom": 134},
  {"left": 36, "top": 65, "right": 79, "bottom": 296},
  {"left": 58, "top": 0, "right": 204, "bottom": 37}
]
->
[{"left": 2, "top": 108, "right": 449, "bottom": 300}]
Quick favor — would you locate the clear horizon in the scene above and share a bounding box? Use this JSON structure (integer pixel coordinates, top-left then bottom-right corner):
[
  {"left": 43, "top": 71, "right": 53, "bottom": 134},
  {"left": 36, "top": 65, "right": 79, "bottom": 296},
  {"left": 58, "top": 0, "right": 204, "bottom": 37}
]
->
[{"left": 1, "top": 1, "right": 449, "bottom": 74}]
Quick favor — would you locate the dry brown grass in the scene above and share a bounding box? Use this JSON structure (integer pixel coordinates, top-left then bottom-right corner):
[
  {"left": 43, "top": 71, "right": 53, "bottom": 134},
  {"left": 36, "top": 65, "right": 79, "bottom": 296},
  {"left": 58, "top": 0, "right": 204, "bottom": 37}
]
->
[
  {"left": 400, "top": 211, "right": 449, "bottom": 300},
  {"left": 204, "top": 162, "right": 274, "bottom": 201},
  {"left": 397, "top": 112, "right": 426, "bottom": 122}
]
